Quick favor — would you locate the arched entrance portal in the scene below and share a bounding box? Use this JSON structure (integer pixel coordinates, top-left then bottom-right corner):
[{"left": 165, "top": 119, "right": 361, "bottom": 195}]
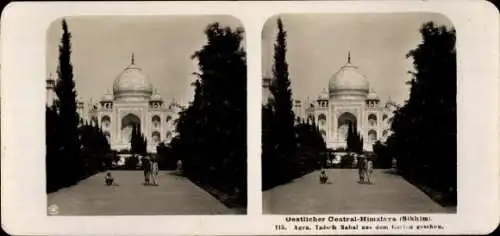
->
[
  {"left": 337, "top": 112, "right": 357, "bottom": 141},
  {"left": 121, "top": 113, "right": 141, "bottom": 143},
  {"left": 368, "top": 130, "right": 377, "bottom": 144}
]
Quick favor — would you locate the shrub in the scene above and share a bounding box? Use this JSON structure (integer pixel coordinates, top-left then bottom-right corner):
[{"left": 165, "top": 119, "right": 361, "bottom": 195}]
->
[
  {"left": 124, "top": 155, "right": 139, "bottom": 170},
  {"left": 373, "top": 141, "right": 392, "bottom": 169},
  {"left": 340, "top": 154, "right": 355, "bottom": 168}
]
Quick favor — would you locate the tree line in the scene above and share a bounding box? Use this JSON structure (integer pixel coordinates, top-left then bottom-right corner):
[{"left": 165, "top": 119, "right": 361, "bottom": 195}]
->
[
  {"left": 346, "top": 123, "right": 363, "bottom": 154},
  {"left": 121, "top": 124, "right": 149, "bottom": 169},
  {"left": 262, "top": 19, "right": 457, "bottom": 206},
  {"left": 46, "top": 19, "right": 111, "bottom": 193},
  {"left": 168, "top": 23, "right": 247, "bottom": 207},
  {"left": 262, "top": 18, "right": 327, "bottom": 190},
  {"left": 376, "top": 22, "right": 457, "bottom": 205}
]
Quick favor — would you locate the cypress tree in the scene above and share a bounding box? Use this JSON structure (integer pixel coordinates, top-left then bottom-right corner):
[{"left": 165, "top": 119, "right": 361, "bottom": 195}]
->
[
  {"left": 141, "top": 134, "right": 148, "bottom": 155},
  {"left": 358, "top": 135, "right": 364, "bottom": 154},
  {"left": 262, "top": 18, "right": 296, "bottom": 186},
  {"left": 346, "top": 122, "right": 354, "bottom": 152},
  {"left": 54, "top": 19, "right": 81, "bottom": 185},
  {"left": 261, "top": 104, "right": 277, "bottom": 189},
  {"left": 269, "top": 18, "right": 296, "bottom": 158},
  {"left": 346, "top": 122, "right": 363, "bottom": 154},
  {"left": 46, "top": 105, "right": 62, "bottom": 192},
  {"left": 130, "top": 124, "right": 139, "bottom": 155}
]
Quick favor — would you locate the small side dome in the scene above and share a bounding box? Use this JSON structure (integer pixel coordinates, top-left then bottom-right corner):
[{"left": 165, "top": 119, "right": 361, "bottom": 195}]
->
[
  {"left": 318, "top": 88, "right": 329, "bottom": 100},
  {"left": 150, "top": 89, "right": 163, "bottom": 102},
  {"left": 367, "top": 90, "right": 379, "bottom": 100},
  {"left": 385, "top": 96, "right": 395, "bottom": 106},
  {"left": 76, "top": 97, "right": 84, "bottom": 106},
  {"left": 151, "top": 93, "right": 163, "bottom": 102},
  {"left": 101, "top": 93, "right": 114, "bottom": 102},
  {"left": 46, "top": 73, "right": 56, "bottom": 86}
]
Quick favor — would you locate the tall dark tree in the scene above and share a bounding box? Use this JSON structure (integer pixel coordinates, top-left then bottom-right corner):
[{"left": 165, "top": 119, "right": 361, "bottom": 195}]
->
[
  {"left": 262, "top": 18, "right": 332, "bottom": 189},
  {"left": 261, "top": 103, "right": 278, "bottom": 189},
  {"left": 54, "top": 19, "right": 82, "bottom": 184},
  {"left": 388, "top": 22, "right": 456, "bottom": 204},
  {"left": 78, "top": 123, "right": 111, "bottom": 175},
  {"left": 141, "top": 134, "right": 148, "bottom": 155},
  {"left": 373, "top": 140, "right": 391, "bottom": 168},
  {"left": 46, "top": 105, "right": 63, "bottom": 192},
  {"left": 269, "top": 18, "right": 296, "bottom": 157},
  {"left": 346, "top": 122, "right": 354, "bottom": 151},
  {"left": 46, "top": 19, "right": 114, "bottom": 192},
  {"left": 173, "top": 22, "right": 247, "bottom": 206},
  {"left": 262, "top": 18, "right": 297, "bottom": 189},
  {"left": 294, "top": 122, "right": 327, "bottom": 173},
  {"left": 157, "top": 142, "right": 177, "bottom": 170},
  {"left": 346, "top": 122, "right": 363, "bottom": 154},
  {"left": 130, "top": 124, "right": 141, "bottom": 155}
]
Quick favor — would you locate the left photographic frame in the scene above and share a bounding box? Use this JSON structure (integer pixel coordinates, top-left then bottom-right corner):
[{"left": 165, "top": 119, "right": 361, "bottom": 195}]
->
[{"left": 45, "top": 15, "right": 247, "bottom": 216}]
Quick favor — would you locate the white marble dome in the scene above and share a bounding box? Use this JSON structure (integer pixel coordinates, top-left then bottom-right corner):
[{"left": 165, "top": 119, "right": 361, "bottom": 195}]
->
[
  {"left": 329, "top": 59, "right": 369, "bottom": 97},
  {"left": 113, "top": 60, "right": 153, "bottom": 101}
]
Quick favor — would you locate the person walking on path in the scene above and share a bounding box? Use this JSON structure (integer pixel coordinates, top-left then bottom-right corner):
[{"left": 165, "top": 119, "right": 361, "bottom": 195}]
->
[
  {"left": 319, "top": 168, "right": 328, "bottom": 184},
  {"left": 357, "top": 154, "right": 366, "bottom": 183},
  {"left": 176, "top": 159, "right": 183, "bottom": 174},
  {"left": 365, "top": 156, "right": 374, "bottom": 184},
  {"left": 150, "top": 155, "right": 160, "bottom": 186},
  {"left": 142, "top": 155, "right": 152, "bottom": 185}
]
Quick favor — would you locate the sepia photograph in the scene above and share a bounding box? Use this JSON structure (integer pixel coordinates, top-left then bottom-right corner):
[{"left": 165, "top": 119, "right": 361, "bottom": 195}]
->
[
  {"left": 1, "top": 1, "right": 499, "bottom": 235},
  {"left": 45, "top": 15, "right": 247, "bottom": 215},
  {"left": 261, "top": 13, "right": 457, "bottom": 214}
]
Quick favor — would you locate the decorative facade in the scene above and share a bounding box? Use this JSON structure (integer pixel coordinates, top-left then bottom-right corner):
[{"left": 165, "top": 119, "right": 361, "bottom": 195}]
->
[
  {"left": 264, "top": 53, "right": 399, "bottom": 151},
  {"left": 46, "top": 54, "right": 182, "bottom": 153}
]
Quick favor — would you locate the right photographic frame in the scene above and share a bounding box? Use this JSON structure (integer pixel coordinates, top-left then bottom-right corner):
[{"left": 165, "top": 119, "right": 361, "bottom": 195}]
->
[{"left": 261, "top": 13, "right": 457, "bottom": 215}]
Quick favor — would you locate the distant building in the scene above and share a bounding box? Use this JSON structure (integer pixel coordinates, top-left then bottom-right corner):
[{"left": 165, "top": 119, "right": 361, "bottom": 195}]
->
[
  {"left": 46, "top": 54, "right": 182, "bottom": 153},
  {"left": 263, "top": 53, "right": 399, "bottom": 151}
]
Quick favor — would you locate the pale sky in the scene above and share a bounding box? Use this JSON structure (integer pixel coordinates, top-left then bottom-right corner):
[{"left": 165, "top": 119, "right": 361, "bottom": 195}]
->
[
  {"left": 46, "top": 15, "right": 243, "bottom": 108},
  {"left": 262, "top": 13, "right": 453, "bottom": 105}
]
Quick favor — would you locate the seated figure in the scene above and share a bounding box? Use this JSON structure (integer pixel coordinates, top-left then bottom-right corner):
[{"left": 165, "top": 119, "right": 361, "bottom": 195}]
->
[
  {"left": 319, "top": 169, "right": 328, "bottom": 184},
  {"left": 105, "top": 171, "right": 114, "bottom": 186}
]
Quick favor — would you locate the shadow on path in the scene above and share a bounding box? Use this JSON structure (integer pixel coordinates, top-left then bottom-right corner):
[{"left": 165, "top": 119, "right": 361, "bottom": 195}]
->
[
  {"left": 263, "top": 169, "right": 451, "bottom": 214},
  {"left": 48, "top": 170, "right": 236, "bottom": 215}
]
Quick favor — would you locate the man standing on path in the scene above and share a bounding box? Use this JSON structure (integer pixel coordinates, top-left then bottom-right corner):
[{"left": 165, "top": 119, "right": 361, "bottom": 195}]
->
[
  {"left": 357, "top": 154, "right": 366, "bottom": 183},
  {"left": 142, "top": 155, "right": 151, "bottom": 185},
  {"left": 150, "top": 155, "right": 160, "bottom": 186},
  {"left": 365, "top": 156, "right": 374, "bottom": 184},
  {"left": 176, "top": 159, "right": 183, "bottom": 173}
]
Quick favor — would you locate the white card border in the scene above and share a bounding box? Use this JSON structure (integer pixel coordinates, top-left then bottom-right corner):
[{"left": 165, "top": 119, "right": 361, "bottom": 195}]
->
[{"left": 1, "top": 1, "right": 499, "bottom": 235}]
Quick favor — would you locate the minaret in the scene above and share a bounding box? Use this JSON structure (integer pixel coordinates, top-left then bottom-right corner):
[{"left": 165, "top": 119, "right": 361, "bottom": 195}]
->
[
  {"left": 317, "top": 88, "right": 329, "bottom": 109},
  {"left": 262, "top": 77, "right": 272, "bottom": 105},
  {"left": 76, "top": 97, "right": 85, "bottom": 124},
  {"left": 293, "top": 99, "right": 302, "bottom": 123},
  {"left": 46, "top": 73, "right": 56, "bottom": 107}
]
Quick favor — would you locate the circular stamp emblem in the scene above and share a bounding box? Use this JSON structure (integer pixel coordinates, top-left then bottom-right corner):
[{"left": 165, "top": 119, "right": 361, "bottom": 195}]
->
[{"left": 48, "top": 204, "right": 59, "bottom": 216}]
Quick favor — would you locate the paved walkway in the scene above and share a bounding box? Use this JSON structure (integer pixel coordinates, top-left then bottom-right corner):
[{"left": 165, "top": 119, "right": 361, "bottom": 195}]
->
[
  {"left": 263, "top": 169, "right": 453, "bottom": 214},
  {"left": 47, "top": 171, "right": 235, "bottom": 215}
]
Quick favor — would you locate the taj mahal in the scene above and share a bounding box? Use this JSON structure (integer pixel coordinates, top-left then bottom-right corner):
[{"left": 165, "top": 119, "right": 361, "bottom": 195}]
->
[
  {"left": 263, "top": 53, "right": 399, "bottom": 151},
  {"left": 46, "top": 54, "right": 183, "bottom": 153}
]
